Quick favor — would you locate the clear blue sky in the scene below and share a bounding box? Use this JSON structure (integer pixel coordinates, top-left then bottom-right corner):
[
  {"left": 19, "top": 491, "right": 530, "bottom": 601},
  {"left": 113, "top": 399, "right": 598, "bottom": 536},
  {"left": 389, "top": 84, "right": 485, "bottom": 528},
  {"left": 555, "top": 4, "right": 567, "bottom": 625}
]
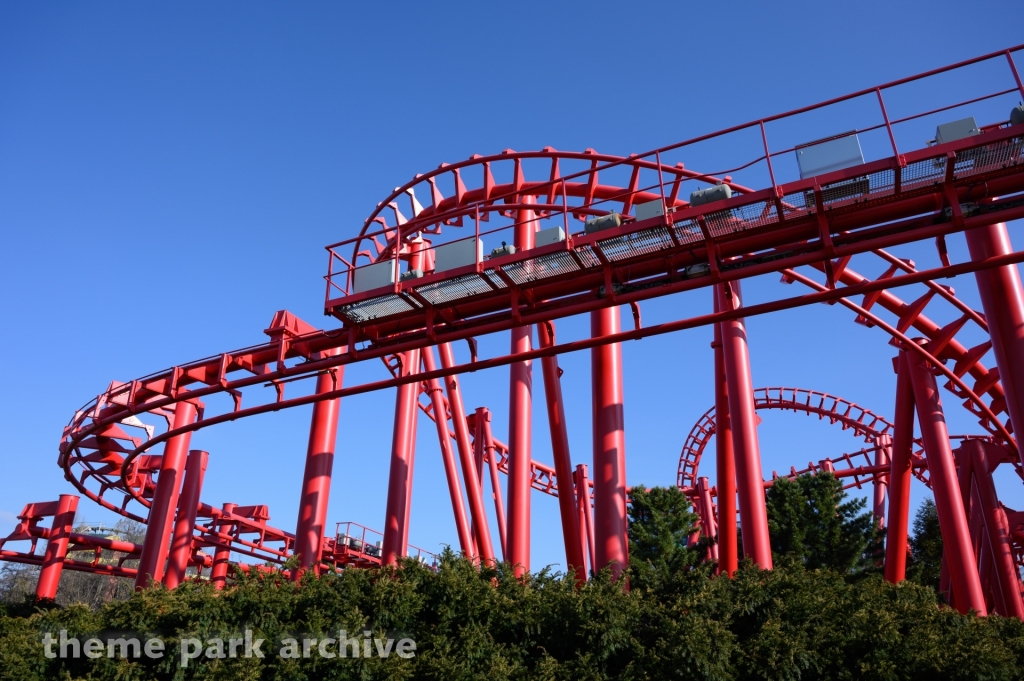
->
[{"left": 2, "top": 2, "right": 1023, "bottom": 572}]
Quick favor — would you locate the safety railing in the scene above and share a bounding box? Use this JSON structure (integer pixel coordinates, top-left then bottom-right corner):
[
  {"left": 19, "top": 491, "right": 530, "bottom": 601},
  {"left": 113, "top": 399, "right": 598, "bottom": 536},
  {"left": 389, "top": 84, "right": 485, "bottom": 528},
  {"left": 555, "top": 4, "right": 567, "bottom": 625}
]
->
[
  {"left": 324, "top": 45, "right": 1024, "bottom": 323},
  {"left": 334, "top": 521, "right": 437, "bottom": 567}
]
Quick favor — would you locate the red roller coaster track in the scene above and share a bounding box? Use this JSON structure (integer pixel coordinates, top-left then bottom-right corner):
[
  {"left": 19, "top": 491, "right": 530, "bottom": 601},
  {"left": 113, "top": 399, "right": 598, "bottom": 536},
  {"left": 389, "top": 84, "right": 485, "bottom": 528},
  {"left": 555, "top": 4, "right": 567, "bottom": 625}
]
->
[{"left": 4, "top": 45, "right": 1024, "bottom": 618}]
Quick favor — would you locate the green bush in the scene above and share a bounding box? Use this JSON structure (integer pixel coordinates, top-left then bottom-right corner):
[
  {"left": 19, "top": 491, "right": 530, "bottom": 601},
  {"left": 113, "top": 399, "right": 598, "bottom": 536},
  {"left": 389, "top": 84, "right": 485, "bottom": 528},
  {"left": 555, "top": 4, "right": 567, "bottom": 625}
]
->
[{"left": 1, "top": 480, "right": 1019, "bottom": 680}]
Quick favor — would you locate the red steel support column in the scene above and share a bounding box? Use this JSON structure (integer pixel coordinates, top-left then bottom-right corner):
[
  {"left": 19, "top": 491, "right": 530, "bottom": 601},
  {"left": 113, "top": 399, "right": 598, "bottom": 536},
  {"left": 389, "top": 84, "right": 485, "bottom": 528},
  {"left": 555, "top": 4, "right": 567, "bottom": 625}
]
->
[
  {"left": 968, "top": 439, "right": 1024, "bottom": 619},
  {"left": 978, "top": 532, "right": 996, "bottom": 613},
  {"left": 906, "top": 348, "right": 987, "bottom": 615},
  {"left": 164, "top": 449, "right": 208, "bottom": 589},
  {"left": 35, "top": 494, "right": 79, "bottom": 600},
  {"left": 697, "top": 477, "right": 718, "bottom": 561},
  {"left": 716, "top": 283, "right": 772, "bottom": 569},
  {"left": 884, "top": 352, "right": 916, "bottom": 583},
  {"left": 957, "top": 449, "right": 980, "bottom": 562},
  {"left": 591, "top": 305, "right": 629, "bottom": 580},
  {"left": 873, "top": 435, "right": 891, "bottom": 527},
  {"left": 381, "top": 348, "right": 421, "bottom": 565},
  {"left": 293, "top": 350, "right": 344, "bottom": 577},
  {"left": 210, "top": 502, "right": 236, "bottom": 590},
  {"left": 506, "top": 196, "right": 537, "bottom": 577},
  {"left": 422, "top": 347, "right": 473, "bottom": 556},
  {"left": 135, "top": 400, "right": 197, "bottom": 589},
  {"left": 712, "top": 294, "right": 738, "bottom": 576},
  {"left": 538, "top": 321, "right": 587, "bottom": 582},
  {"left": 479, "top": 409, "right": 507, "bottom": 558},
  {"left": 438, "top": 342, "right": 495, "bottom": 563},
  {"left": 965, "top": 222, "right": 1024, "bottom": 467},
  {"left": 575, "top": 463, "right": 596, "bottom": 574},
  {"left": 382, "top": 241, "right": 426, "bottom": 566}
]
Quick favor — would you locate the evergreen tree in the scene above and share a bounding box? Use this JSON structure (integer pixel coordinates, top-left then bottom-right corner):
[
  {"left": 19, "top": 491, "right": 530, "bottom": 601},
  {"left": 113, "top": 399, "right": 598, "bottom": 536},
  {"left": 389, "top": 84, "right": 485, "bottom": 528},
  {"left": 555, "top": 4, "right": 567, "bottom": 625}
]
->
[
  {"left": 907, "top": 498, "right": 943, "bottom": 590},
  {"left": 626, "top": 484, "right": 700, "bottom": 588},
  {"left": 765, "top": 472, "right": 879, "bottom": 573}
]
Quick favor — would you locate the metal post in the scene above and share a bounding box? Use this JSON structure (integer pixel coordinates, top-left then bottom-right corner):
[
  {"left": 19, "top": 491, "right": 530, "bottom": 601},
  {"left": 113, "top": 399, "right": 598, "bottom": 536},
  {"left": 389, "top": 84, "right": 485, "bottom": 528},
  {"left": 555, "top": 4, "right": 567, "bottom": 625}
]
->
[
  {"left": 135, "top": 400, "right": 197, "bottom": 589},
  {"left": 293, "top": 350, "right": 344, "bottom": 576},
  {"left": 480, "top": 409, "right": 507, "bottom": 558},
  {"left": 906, "top": 348, "right": 987, "bottom": 615},
  {"left": 759, "top": 121, "right": 778, "bottom": 193},
  {"left": 506, "top": 196, "right": 537, "bottom": 577},
  {"left": 35, "top": 495, "right": 79, "bottom": 600},
  {"left": 382, "top": 239, "right": 426, "bottom": 566},
  {"left": 164, "top": 449, "right": 209, "bottom": 589},
  {"left": 884, "top": 352, "right": 916, "bottom": 582},
  {"left": 712, "top": 289, "right": 738, "bottom": 576},
  {"left": 438, "top": 342, "right": 495, "bottom": 563},
  {"left": 965, "top": 222, "right": 1024, "bottom": 469},
  {"left": 421, "top": 347, "right": 473, "bottom": 556},
  {"left": 381, "top": 348, "right": 421, "bottom": 566},
  {"left": 591, "top": 305, "right": 629, "bottom": 580},
  {"left": 716, "top": 283, "right": 772, "bottom": 569},
  {"left": 575, "top": 463, "right": 596, "bottom": 574},
  {"left": 872, "top": 435, "right": 891, "bottom": 527},
  {"left": 978, "top": 532, "right": 996, "bottom": 614},
  {"left": 696, "top": 477, "right": 718, "bottom": 561},
  {"left": 210, "top": 502, "right": 236, "bottom": 590},
  {"left": 967, "top": 439, "right": 1024, "bottom": 619},
  {"left": 537, "top": 321, "right": 587, "bottom": 582}
]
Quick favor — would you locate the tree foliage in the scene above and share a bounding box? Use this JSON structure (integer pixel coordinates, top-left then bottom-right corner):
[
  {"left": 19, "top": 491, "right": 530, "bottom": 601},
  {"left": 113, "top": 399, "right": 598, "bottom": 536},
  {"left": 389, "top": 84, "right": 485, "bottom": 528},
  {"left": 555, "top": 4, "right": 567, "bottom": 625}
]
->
[
  {"left": 765, "top": 472, "right": 881, "bottom": 573},
  {"left": 0, "top": 486, "right": 1020, "bottom": 680},
  {"left": 626, "top": 484, "right": 701, "bottom": 589},
  {"left": 907, "top": 498, "right": 943, "bottom": 590}
]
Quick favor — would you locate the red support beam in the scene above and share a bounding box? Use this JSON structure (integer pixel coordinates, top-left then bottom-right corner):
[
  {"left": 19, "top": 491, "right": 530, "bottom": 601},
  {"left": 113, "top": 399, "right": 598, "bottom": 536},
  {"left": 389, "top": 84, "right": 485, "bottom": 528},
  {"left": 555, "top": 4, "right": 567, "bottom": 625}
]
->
[
  {"left": 164, "top": 449, "right": 208, "bottom": 589},
  {"left": 968, "top": 439, "right": 1024, "bottom": 619},
  {"left": 381, "top": 348, "right": 421, "bottom": 565},
  {"left": 574, "top": 463, "right": 596, "bottom": 574},
  {"left": 210, "top": 502, "right": 236, "bottom": 590},
  {"left": 696, "top": 477, "right": 718, "bottom": 561},
  {"left": 293, "top": 350, "right": 344, "bottom": 576},
  {"left": 591, "top": 305, "right": 629, "bottom": 580},
  {"left": 421, "top": 347, "right": 473, "bottom": 557},
  {"left": 712, "top": 291, "right": 738, "bottom": 577},
  {"left": 35, "top": 494, "right": 79, "bottom": 600},
  {"left": 884, "top": 352, "right": 916, "bottom": 583},
  {"left": 506, "top": 196, "right": 537, "bottom": 577},
  {"left": 382, "top": 240, "right": 428, "bottom": 566},
  {"left": 965, "top": 221, "right": 1024, "bottom": 468},
  {"left": 135, "top": 400, "right": 197, "bottom": 589},
  {"left": 538, "top": 321, "right": 587, "bottom": 582},
  {"left": 438, "top": 342, "right": 495, "bottom": 564},
  {"left": 716, "top": 283, "right": 772, "bottom": 569},
  {"left": 480, "top": 409, "right": 507, "bottom": 558},
  {"left": 873, "top": 435, "right": 891, "bottom": 527},
  {"left": 906, "top": 348, "right": 987, "bottom": 615}
]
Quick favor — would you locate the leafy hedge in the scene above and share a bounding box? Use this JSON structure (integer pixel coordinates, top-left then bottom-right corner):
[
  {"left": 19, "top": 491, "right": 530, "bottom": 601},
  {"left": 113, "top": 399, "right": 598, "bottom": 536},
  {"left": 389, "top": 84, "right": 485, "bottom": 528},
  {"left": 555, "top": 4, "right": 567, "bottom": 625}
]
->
[
  {"left": 0, "top": 478, "right": 1020, "bottom": 680},
  {"left": 3, "top": 558, "right": 1023, "bottom": 680}
]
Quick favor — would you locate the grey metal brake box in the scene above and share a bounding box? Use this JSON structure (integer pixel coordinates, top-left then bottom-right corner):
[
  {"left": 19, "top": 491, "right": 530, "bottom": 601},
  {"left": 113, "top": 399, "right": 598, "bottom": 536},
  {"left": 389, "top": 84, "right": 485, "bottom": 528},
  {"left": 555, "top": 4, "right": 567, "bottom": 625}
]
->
[
  {"left": 796, "top": 134, "right": 864, "bottom": 179},
  {"left": 433, "top": 238, "right": 482, "bottom": 273},
  {"left": 634, "top": 199, "right": 665, "bottom": 222},
  {"left": 353, "top": 259, "right": 397, "bottom": 294},
  {"left": 689, "top": 184, "right": 732, "bottom": 207},
  {"left": 935, "top": 117, "right": 980, "bottom": 145},
  {"left": 535, "top": 225, "right": 565, "bottom": 248}
]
